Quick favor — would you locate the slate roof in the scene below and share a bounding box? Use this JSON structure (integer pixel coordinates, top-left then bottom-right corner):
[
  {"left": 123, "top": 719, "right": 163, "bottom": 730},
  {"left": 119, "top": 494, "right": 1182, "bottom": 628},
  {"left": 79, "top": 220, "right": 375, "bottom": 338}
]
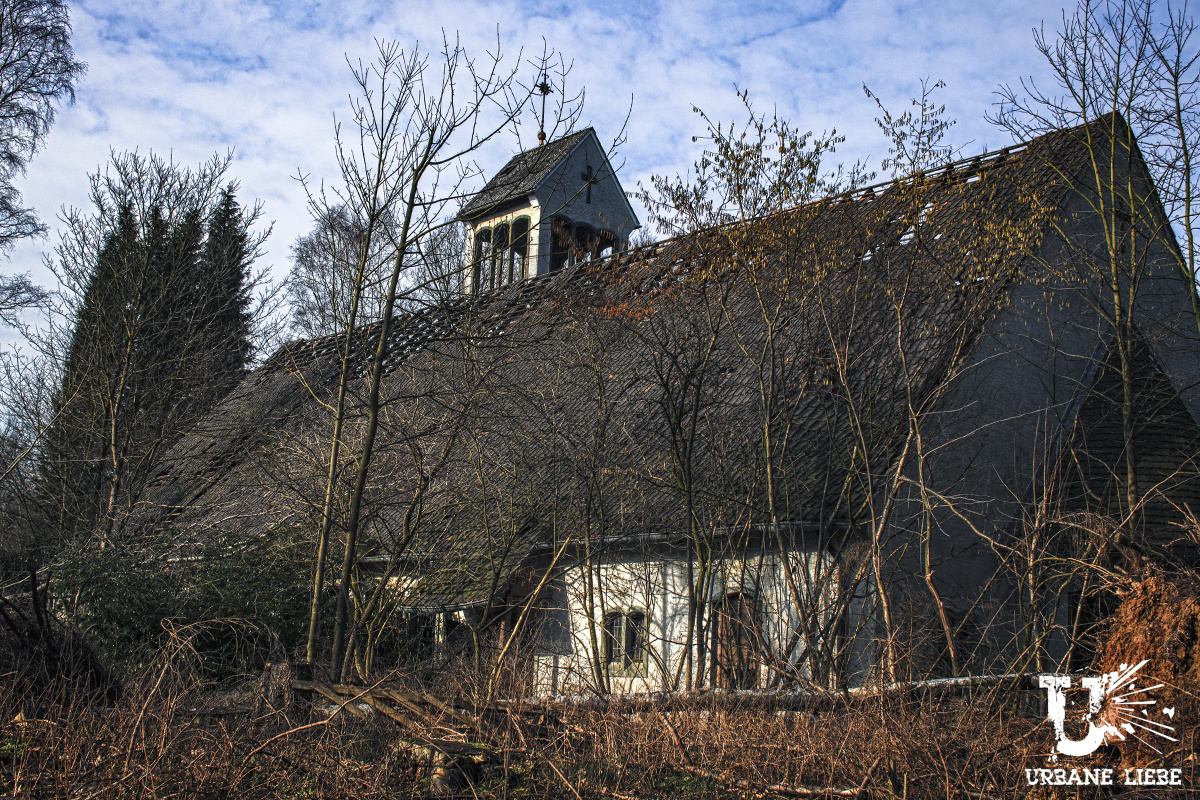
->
[
  {"left": 128, "top": 116, "right": 1199, "bottom": 610},
  {"left": 457, "top": 128, "right": 594, "bottom": 221},
  {"left": 1059, "top": 328, "right": 1200, "bottom": 558}
]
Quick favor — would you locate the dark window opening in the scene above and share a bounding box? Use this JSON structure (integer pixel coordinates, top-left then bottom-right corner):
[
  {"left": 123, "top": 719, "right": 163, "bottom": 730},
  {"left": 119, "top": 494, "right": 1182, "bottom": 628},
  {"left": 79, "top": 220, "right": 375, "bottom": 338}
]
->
[
  {"left": 713, "top": 593, "right": 760, "bottom": 690},
  {"left": 596, "top": 228, "right": 617, "bottom": 260},
  {"left": 551, "top": 217, "right": 572, "bottom": 273},
  {"left": 510, "top": 217, "right": 529, "bottom": 283},
  {"left": 574, "top": 223, "right": 596, "bottom": 262},
  {"left": 399, "top": 613, "right": 436, "bottom": 662},
  {"left": 443, "top": 612, "right": 472, "bottom": 657},
  {"left": 472, "top": 229, "right": 492, "bottom": 294},
  {"left": 625, "top": 610, "right": 646, "bottom": 667},
  {"left": 549, "top": 218, "right": 615, "bottom": 274},
  {"left": 490, "top": 223, "right": 510, "bottom": 290}
]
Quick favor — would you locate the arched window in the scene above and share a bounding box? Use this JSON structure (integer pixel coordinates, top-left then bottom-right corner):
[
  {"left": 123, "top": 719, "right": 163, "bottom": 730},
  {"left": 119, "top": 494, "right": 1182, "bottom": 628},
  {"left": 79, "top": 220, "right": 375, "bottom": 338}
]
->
[
  {"left": 596, "top": 228, "right": 617, "bottom": 260},
  {"left": 491, "top": 223, "right": 510, "bottom": 289},
  {"left": 573, "top": 223, "right": 596, "bottom": 262},
  {"left": 603, "top": 608, "right": 648, "bottom": 677},
  {"left": 550, "top": 217, "right": 572, "bottom": 273},
  {"left": 510, "top": 217, "right": 530, "bottom": 283},
  {"left": 472, "top": 228, "right": 492, "bottom": 294},
  {"left": 625, "top": 610, "right": 647, "bottom": 669},
  {"left": 603, "top": 611, "right": 622, "bottom": 666}
]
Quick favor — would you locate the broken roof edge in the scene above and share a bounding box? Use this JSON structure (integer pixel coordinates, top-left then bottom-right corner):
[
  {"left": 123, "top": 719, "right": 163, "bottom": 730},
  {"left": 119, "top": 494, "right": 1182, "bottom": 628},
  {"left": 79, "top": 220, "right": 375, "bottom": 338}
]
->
[
  {"left": 830, "top": 112, "right": 1126, "bottom": 207},
  {"left": 267, "top": 116, "right": 1126, "bottom": 372}
]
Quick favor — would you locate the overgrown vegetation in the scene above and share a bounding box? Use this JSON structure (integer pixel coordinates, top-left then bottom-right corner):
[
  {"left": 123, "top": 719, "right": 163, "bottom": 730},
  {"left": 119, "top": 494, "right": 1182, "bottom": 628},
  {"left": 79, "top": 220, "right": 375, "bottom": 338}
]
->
[
  {"left": 3, "top": 1, "right": 1200, "bottom": 796},
  {"left": 1, "top": 607, "right": 1196, "bottom": 799},
  {"left": 52, "top": 525, "right": 316, "bottom": 676}
]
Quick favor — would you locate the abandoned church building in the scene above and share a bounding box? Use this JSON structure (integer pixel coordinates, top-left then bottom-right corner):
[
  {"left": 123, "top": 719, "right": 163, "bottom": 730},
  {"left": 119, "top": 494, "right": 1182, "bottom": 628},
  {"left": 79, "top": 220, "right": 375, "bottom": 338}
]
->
[{"left": 131, "top": 116, "right": 1200, "bottom": 695}]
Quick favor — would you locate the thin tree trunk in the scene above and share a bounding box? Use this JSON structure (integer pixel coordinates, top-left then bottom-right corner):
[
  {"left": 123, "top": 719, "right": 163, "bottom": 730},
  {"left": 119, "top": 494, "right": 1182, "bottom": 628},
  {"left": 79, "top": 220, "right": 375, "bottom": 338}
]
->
[{"left": 330, "top": 132, "right": 434, "bottom": 676}]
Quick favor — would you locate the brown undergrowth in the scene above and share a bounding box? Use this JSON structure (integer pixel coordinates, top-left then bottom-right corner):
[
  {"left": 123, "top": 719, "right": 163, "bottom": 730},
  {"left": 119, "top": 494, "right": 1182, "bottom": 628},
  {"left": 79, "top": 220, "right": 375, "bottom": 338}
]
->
[
  {"left": 1097, "top": 570, "right": 1200, "bottom": 771},
  {"left": 5, "top": 656, "right": 1196, "bottom": 800},
  {"left": 4, "top": 570, "right": 1200, "bottom": 799}
]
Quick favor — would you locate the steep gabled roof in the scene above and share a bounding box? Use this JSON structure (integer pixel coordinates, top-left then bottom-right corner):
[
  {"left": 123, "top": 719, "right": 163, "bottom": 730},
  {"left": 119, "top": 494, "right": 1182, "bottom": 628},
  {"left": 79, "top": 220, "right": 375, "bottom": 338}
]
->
[
  {"left": 130, "top": 117, "right": 1172, "bottom": 611},
  {"left": 457, "top": 128, "right": 594, "bottom": 221}
]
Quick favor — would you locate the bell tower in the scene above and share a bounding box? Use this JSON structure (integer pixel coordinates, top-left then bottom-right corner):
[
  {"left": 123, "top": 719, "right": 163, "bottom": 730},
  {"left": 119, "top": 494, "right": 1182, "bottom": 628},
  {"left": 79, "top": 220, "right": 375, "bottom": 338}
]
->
[{"left": 456, "top": 128, "right": 640, "bottom": 295}]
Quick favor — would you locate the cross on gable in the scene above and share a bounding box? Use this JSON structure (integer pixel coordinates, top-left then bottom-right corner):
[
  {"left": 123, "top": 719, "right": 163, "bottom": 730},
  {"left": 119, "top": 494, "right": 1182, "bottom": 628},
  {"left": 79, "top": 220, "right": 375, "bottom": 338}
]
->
[{"left": 580, "top": 163, "right": 599, "bottom": 203}]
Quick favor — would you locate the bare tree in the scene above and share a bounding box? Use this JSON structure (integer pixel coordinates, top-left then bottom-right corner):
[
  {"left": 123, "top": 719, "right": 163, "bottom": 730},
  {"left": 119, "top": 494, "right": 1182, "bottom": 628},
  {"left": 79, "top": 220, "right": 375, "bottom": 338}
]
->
[
  {"left": 0, "top": 0, "right": 84, "bottom": 250},
  {"left": 635, "top": 93, "right": 877, "bottom": 689},
  {"left": 285, "top": 206, "right": 397, "bottom": 340},
  {"left": 414, "top": 218, "right": 466, "bottom": 305},
  {"left": 287, "top": 208, "right": 465, "bottom": 340},
  {"left": 296, "top": 36, "right": 575, "bottom": 677},
  {"left": 0, "top": 0, "right": 84, "bottom": 335}
]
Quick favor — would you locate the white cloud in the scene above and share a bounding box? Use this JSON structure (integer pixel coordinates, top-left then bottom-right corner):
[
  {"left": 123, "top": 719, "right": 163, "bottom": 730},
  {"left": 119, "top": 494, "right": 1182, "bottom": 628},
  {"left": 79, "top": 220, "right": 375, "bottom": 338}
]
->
[{"left": 5, "top": 0, "right": 1080, "bottom": 304}]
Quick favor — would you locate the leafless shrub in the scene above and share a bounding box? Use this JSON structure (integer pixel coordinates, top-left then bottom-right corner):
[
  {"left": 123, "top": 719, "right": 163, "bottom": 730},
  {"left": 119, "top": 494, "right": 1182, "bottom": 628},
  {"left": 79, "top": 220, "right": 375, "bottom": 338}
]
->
[{"left": 9, "top": 629, "right": 1196, "bottom": 799}]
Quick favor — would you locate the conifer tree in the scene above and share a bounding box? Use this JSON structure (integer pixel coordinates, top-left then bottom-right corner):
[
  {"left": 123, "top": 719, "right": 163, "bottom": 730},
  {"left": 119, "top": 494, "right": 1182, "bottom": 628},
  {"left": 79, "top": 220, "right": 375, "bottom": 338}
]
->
[
  {"left": 200, "top": 187, "right": 254, "bottom": 399},
  {"left": 41, "top": 203, "right": 140, "bottom": 539},
  {"left": 38, "top": 154, "right": 264, "bottom": 544}
]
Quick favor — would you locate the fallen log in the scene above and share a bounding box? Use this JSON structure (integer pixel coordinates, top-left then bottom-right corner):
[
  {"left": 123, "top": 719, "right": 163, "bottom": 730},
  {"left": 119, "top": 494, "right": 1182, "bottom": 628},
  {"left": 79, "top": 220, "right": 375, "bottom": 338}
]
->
[
  {"left": 680, "top": 763, "right": 868, "bottom": 799},
  {"left": 511, "top": 672, "right": 1047, "bottom": 716},
  {"left": 296, "top": 680, "right": 493, "bottom": 759},
  {"left": 306, "top": 680, "right": 371, "bottom": 719},
  {"left": 375, "top": 687, "right": 436, "bottom": 723}
]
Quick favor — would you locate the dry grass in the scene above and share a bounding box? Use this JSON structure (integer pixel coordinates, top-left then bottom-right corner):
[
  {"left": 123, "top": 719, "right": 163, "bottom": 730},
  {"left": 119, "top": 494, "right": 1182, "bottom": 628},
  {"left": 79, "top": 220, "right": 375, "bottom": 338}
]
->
[
  {"left": 4, "top": 654, "right": 1196, "bottom": 800},
  {"left": 4, "top": 567, "right": 1200, "bottom": 799}
]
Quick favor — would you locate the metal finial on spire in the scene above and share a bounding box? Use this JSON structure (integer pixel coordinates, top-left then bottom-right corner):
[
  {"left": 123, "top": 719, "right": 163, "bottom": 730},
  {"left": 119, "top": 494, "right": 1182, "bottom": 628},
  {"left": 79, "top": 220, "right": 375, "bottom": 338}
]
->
[{"left": 536, "top": 74, "right": 553, "bottom": 146}]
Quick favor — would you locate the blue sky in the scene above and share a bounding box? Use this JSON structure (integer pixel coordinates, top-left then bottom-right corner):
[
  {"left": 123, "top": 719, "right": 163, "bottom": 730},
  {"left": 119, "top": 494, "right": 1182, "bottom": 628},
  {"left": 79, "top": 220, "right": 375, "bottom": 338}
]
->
[{"left": 5, "top": 0, "right": 1078, "bottom": 291}]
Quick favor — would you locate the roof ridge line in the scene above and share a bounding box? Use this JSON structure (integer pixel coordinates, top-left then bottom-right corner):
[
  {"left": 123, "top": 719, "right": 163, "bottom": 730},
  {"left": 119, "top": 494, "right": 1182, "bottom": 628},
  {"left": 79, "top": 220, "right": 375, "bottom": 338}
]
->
[
  {"left": 613, "top": 116, "right": 1114, "bottom": 261},
  {"left": 827, "top": 113, "right": 1118, "bottom": 206}
]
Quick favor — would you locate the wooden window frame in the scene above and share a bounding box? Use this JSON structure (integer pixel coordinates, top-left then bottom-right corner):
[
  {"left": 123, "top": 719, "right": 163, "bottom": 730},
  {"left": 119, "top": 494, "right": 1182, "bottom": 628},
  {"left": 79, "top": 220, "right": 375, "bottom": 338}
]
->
[
  {"left": 472, "top": 227, "right": 492, "bottom": 294},
  {"left": 603, "top": 607, "right": 649, "bottom": 678}
]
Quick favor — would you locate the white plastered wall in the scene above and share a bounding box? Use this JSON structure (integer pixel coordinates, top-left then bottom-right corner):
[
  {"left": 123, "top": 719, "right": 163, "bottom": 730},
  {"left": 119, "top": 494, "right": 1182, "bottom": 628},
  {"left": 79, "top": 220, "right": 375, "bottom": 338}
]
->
[
  {"left": 528, "top": 545, "right": 855, "bottom": 697},
  {"left": 461, "top": 202, "right": 543, "bottom": 293}
]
